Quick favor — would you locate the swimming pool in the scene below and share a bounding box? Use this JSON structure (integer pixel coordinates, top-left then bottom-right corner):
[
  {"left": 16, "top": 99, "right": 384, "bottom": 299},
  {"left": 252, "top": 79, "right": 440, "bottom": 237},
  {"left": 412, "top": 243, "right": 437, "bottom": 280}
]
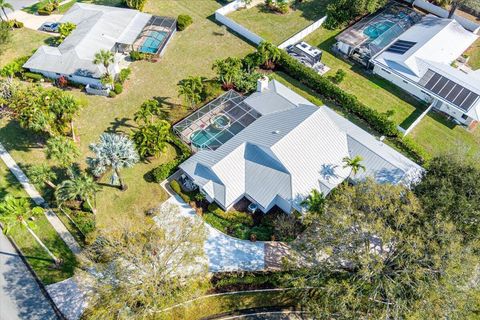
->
[
  {"left": 190, "top": 127, "right": 221, "bottom": 149},
  {"left": 363, "top": 21, "right": 395, "bottom": 39},
  {"left": 139, "top": 30, "right": 168, "bottom": 54},
  {"left": 211, "top": 114, "right": 231, "bottom": 130}
]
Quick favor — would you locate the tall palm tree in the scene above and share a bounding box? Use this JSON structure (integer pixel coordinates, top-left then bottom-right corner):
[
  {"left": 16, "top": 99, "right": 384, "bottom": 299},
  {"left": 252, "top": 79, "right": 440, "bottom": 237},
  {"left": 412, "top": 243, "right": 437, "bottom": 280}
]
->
[
  {"left": 177, "top": 76, "right": 205, "bottom": 109},
  {"left": 0, "top": 0, "right": 14, "bottom": 21},
  {"left": 301, "top": 189, "right": 326, "bottom": 214},
  {"left": 343, "top": 155, "right": 366, "bottom": 180},
  {"left": 56, "top": 174, "right": 101, "bottom": 214},
  {"left": 0, "top": 196, "right": 60, "bottom": 264},
  {"left": 87, "top": 133, "right": 139, "bottom": 191},
  {"left": 45, "top": 136, "right": 80, "bottom": 176},
  {"left": 26, "top": 164, "right": 57, "bottom": 190},
  {"left": 93, "top": 49, "right": 115, "bottom": 77}
]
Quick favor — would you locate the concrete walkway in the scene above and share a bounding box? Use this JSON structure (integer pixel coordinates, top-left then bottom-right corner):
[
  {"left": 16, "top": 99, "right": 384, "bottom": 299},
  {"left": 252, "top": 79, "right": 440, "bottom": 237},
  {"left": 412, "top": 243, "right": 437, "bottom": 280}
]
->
[
  {"left": 0, "top": 143, "right": 81, "bottom": 255},
  {"left": 46, "top": 278, "right": 88, "bottom": 320},
  {"left": 162, "top": 196, "right": 265, "bottom": 272},
  {"left": 9, "top": 10, "right": 63, "bottom": 31},
  {"left": 0, "top": 232, "right": 57, "bottom": 320}
]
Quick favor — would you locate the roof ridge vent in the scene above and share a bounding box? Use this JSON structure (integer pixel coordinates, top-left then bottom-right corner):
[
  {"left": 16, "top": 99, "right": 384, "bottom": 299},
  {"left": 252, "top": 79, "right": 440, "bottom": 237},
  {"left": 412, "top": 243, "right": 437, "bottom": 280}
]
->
[{"left": 273, "top": 130, "right": 281, "bottom": 134}]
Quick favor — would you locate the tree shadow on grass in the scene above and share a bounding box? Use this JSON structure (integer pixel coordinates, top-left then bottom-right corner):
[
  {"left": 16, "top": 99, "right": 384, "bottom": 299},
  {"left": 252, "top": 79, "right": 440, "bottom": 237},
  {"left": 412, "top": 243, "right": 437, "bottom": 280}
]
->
[
  {"left": 0, "top": 120, "right": 46, "bottom": 152},
  {"left": 292, "top": 0, "right": 330, "bottom": 21},
  {"left": 105, "top": 117, "right": 135, "bottom": 134}
]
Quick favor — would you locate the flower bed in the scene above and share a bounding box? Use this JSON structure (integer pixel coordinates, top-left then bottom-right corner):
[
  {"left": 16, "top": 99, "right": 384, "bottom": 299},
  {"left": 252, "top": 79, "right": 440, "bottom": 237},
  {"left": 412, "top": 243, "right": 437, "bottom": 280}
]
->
[{"left": 169, "top": 180, "right": 304, "bottom": 241}]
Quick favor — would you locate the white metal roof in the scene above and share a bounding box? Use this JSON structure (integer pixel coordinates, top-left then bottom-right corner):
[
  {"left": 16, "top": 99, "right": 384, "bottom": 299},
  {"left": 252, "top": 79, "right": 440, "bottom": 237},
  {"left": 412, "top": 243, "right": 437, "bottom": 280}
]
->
[
  {"left": 180, "top": 80, "right": 423, "bottom": 211},
  {"left": 23, "top": 3, "right": 151, "bottom": 77}
]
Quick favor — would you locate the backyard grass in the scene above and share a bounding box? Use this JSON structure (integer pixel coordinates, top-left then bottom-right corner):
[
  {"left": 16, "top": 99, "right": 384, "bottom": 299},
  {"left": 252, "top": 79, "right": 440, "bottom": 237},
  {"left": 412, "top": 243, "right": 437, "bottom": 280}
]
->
[
  {"left": 0, "top": 28, "right": 50, "bottom": 68},
  {"left": 302, "top": 26, "right": 480, "bottom": 159},
  {"left": 166, "top": 290, "right": 300, "bottom": 319},
  {"left": 466, "top": 38, "right": 480, "bottom": 70},
  {"left": 228, "top": 0, "right": 328, "bottom": 45},
  {"left": 0, "top": 161, "right": 76, "bottom": 285},
  {"left": 0, "top": 0, "right": 254, "bottom": 233}
]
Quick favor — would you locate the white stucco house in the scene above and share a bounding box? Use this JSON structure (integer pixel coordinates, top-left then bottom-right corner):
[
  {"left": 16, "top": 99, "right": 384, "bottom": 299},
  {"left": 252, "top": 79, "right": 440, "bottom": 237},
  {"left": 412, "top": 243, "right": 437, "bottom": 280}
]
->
[
  {"left": 177, "top": 78, "right": 423, "bottom": 214},
  {"left": 371, "top": 14, "right": 480, "bottom": 128},
  {"left": 23, "top": 3, "right": 176, "bottom": 87}
]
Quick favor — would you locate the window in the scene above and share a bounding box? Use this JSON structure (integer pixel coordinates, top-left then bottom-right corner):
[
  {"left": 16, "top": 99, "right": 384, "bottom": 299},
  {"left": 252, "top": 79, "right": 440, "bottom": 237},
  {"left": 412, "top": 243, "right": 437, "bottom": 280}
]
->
[
  {"left": 461, "top": 114, "right": 468, "bottom": 120},
  {"left": 381, "top": 68, "right": 391, "bottom": 74},
  {"left": 402, "top": 80, "right": 408, "bottom": 84}
]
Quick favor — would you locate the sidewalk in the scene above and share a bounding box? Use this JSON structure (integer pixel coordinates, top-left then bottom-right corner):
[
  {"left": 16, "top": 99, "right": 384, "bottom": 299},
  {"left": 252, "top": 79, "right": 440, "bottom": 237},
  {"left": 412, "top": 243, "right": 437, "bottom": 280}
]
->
[{"left": 0, "top": 143, "right": 81, "bottom": 255}]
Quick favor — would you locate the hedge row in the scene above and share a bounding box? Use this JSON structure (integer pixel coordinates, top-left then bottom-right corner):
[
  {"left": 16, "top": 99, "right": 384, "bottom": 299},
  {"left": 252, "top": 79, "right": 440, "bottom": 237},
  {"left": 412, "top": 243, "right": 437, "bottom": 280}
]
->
[{"left": 276, "top": 51, "right": 428, "bottom": 164}]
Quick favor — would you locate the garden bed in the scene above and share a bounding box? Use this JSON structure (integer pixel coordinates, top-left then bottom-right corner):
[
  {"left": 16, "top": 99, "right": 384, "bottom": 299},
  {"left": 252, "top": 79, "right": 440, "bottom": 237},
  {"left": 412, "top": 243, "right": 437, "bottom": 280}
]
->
[{"left": 169, "top": 179, "right": 304, "bottom": 242}]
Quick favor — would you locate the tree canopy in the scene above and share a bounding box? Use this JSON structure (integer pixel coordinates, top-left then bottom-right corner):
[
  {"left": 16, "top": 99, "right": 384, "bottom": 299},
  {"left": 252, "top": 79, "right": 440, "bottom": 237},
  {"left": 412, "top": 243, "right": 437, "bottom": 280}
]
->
[
  {"left": 81, "top": 203, "right": 209, "bottom": 319},
  {"left": 286, "top": 179, "right": 479, "bottom": 319},
  {"left": 324, "top": 0, "right": 388, "bottom": 29}
]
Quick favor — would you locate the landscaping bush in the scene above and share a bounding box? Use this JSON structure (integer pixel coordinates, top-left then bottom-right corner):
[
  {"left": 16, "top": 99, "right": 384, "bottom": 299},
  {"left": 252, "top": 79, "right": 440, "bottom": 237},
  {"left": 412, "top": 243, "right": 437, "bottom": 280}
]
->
[
  {"left": 170, "top": 180, "right": 182, "bottom": 194},
  {"left": 23, "top": 72, "right": 44, "bottom": 82},
  {"left": 177, "top": 14, "right": 193, "bottom": 31},
  {"left": 8, "top": 20, "right": 24, "bottom": 28},
  {"left": 203, "top": 212, "right": 230, "bottom": 233},
  {"left": 207, "top": 203, "right": 254, "bottom": 226},
  {"left": 250, "top": 225, "right": 274, "bottom": 241},
  {"left": 0, "top": 55, "right": 31, "bottom": 78},
  {"left": 130, "top": 50, "right": 144, "bottom": 61},
  {"left": 118, "top": 68, "right": 131, "bottom": 84},
  {"left": 150, "top": 160, "right": 179, "bottom": 183},
  {"left": 108, "top": 91, "right": 116, "bottom": 98},
  {"left": 329, "top": 69, "right": 347, "bottom": 84},
  {"left": 113, "top": 83, "right": 123, "bottom": 94}
]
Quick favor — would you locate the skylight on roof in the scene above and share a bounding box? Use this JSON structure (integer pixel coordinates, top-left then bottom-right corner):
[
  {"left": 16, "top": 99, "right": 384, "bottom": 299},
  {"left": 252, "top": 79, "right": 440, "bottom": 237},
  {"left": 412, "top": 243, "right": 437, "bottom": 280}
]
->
[{"left": 386, "top": 40, "right": 416, "bottom": 54}]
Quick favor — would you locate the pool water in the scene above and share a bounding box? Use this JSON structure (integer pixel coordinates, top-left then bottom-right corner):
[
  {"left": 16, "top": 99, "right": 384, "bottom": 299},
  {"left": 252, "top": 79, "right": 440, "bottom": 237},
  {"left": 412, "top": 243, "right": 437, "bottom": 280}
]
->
[
  {"left": 190, "top": 127, "right": 221, "bottom": 149},
  {"left": 211, "top": 114, "right": 231, "bottom": 130},
  {"left": 139, "top": 30, "right": 168, "bottom": 54},
  {"left": 364, "top": 21, "right": 395, "bottom": 39}
]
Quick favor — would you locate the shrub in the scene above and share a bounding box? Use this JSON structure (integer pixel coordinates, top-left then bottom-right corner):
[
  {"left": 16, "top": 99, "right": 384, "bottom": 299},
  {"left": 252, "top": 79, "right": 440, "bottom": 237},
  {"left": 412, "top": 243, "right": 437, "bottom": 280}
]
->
[
  {"left": 170, "top": 180, "right": 182, "bottom": 194},
  {"left": 203, "top": 213, "right": 229, "bottom": 233},
  {"left": 177, "top": 14, "right": 193, "bottom": 31},
  {"left": 329, "top": 69, "right": 347, "bottom": 84},
  {"left": 150, "top": 160, "right": 179, "bottom": 183},
  {"left": 113, "top": 83, "right": 123, "bottom": 94},
  {"left": 208, "top": 203, "right": 254, "bottom": 226},
  {"left": 8, "top": 20, "right": 24, "bottom": 28},
  {"left": 118, "top": 68, "right": 131, "bottom": 84},
  {"left": 125, "top": 0, "right": 147, "bottom": 11},
  {"left": 108, "top": 91, "right": 116, "bottom": 98},
  {"left": 0, "top": 55, "right": 30, "bottom": 78},
  {"left": 23, "top": 72, "right": 43, "bottom": 82},
  {"left": 250, "top": 225, "right": 273, "bottom": 241},
  {"left": 130, "top": 50, "right": 144, "bottom": 61}
]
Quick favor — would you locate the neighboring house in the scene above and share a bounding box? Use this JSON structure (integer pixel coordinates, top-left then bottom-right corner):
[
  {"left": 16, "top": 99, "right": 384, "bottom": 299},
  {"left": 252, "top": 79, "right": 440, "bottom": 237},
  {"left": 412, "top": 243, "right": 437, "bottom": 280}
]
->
[
  {"left": 177, "top": 78, "right": 422, "bottom": 214},
  {"left": 23, "top": 3, "right": 176, "bottom": 87},
  {"left": 371, "top": 15, "right": 480, "bottom": 128}
]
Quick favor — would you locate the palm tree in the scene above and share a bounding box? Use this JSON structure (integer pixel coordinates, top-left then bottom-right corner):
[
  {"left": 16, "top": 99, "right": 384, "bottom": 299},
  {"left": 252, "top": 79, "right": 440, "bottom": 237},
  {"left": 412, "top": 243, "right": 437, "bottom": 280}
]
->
[
  {"left": 133, "top": 99, "right": 170, "bottom": 125},
  {"left": 177, "top": 76, "right": 205, "bottom": 110},
  {"left": 342, "top": 155, "right": 366, "bottom": 180},
  {"left": 26, "top": 164, "right": 57, "bottom": 190},
  {"left": 45, "top": 136, "right": 80, "bottom": 175},
  {"left": 87, "top": 133, "right": 139, "bottom": 191},
  {"left": 257, "top": 41, "right": 281, "bottom": 69},
  {"left": 93, "top": 49, "right": 115, "bottom": 77},
  {"left": 56, "top": 174, "right": 101, "bottom": 214},
  {"left": 0, "top": 0, "right": 13, "bottom": 21},
  {"left": 212, "top": 57, "right": 242, "bottom": 89},
  {"left": 50, "top": 93, "right": 82, "bottom": 141},
  {"left": 131, "top": 120, "right": 171, "bottom": 158},
  {"left": 301, "top": 189, "right": 326, "bottom": 214},
  {"left": 0, "top": 196, "right": 60, "bottom": 264}
]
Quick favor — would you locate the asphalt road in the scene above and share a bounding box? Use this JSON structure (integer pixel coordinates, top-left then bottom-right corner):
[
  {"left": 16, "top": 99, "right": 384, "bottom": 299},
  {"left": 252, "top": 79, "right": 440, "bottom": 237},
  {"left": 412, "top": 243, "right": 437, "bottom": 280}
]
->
[{"left": 0, "top": 232, "right": 57, "bottom": 320}]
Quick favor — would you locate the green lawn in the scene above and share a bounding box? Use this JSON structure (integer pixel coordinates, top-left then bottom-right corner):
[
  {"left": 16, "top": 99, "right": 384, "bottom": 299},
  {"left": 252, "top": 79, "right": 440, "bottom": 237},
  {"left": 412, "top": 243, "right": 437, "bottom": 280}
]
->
[
  {"left": 0, "top": 0, "right": 254, "bottom": 233},
  {"left": 0, "top": 28, "right": 50, "bottom": 68},
  {"left": 228, "top": 0, "right": 328, "bottom": 45},
  {"left": 303, "top": 27, "right": 480, "bottom": 159},
  {"left": 0, "top": 161, "right": 76, "bottom": 284},
  {"left": 466, "top": 38, "right": 480, "bottom": 70}
]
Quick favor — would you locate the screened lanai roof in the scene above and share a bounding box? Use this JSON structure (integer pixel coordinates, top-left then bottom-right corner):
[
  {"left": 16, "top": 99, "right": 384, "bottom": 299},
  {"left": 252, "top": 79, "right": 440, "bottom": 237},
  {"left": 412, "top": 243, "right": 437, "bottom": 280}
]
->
[
  {"left": 173, "top": 90, "right": 262, "bottom": 151},
  {"left": 132, "top": 16, "right": 176, "bottom": 55}
]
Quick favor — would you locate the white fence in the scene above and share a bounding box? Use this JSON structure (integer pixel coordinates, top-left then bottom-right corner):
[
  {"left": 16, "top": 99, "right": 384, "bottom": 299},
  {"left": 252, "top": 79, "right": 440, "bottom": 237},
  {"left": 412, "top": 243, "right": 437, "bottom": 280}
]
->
[
  {"left": 402, "top": 100, "right": 435, "bottom": 136},
  {"left": 413, "top": 0, "right": 480, "bottom": 33},
  {"left": 278, "top": 16, "right": 327, "bottom": 49},
  {"left": 215, "top": 0, "right": 265, "bottom": 45}
]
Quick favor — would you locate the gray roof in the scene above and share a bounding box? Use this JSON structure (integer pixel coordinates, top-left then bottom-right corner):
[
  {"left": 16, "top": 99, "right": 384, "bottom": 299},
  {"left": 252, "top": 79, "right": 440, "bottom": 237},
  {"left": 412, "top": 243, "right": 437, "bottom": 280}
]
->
[
  {"left": 371, "top": 14, "right": 480, "bottom": 117},
  {"left": 180, "top": 80, "right": 422, "bottom": 211},
  {"left": 23, "top": 3, "right": 151, "bottom": 78}
]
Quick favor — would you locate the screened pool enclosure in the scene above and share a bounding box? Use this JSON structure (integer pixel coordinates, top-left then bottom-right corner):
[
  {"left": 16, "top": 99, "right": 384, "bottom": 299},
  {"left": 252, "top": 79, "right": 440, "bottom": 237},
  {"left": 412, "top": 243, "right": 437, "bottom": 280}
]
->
[
  {"left": 173, "top": 91, "right": 262, "bottom": 151},
  {"left": 132, "top": 16, "right": 176, "bottom": 56}
]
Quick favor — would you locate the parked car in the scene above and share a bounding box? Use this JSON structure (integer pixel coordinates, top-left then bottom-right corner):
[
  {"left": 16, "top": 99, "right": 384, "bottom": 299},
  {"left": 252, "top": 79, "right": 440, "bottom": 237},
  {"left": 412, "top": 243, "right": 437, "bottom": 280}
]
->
[{"left": 41, "top": 22, "right": 60, "bottom": 32}]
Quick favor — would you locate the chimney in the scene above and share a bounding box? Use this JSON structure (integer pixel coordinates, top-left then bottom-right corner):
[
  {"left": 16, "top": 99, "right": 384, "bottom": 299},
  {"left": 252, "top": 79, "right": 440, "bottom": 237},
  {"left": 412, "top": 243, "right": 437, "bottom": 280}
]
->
[{"left": 257, "top": 76, "right": 269, "bottom": 93}]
